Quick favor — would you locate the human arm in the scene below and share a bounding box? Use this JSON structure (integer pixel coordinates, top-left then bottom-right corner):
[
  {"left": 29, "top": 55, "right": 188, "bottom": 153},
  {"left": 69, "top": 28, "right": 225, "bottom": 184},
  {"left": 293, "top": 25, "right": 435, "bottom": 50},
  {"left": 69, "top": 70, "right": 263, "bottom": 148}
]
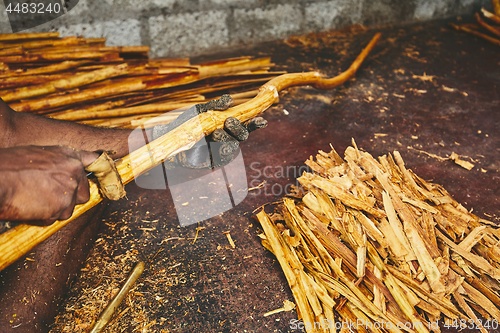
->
[
  {"left": 0, "top": 98, "right": 135, "bottom": 223},
  {"left": 0, "top": 98, "right": 135, "bottom": 158},
  {"left": 0, "top": 145, "right": 98, "bottom": 224}
]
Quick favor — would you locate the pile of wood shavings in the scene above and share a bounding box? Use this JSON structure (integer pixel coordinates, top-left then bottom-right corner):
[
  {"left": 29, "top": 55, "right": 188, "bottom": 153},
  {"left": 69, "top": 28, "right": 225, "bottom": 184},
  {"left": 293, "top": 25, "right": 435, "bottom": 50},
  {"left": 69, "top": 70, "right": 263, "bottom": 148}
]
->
[
  {"left": 257, "top": 143, "right": 500, "bottom": 333},
  {"left": 49, "top": 209, "right": 157, "bottom": 333}
]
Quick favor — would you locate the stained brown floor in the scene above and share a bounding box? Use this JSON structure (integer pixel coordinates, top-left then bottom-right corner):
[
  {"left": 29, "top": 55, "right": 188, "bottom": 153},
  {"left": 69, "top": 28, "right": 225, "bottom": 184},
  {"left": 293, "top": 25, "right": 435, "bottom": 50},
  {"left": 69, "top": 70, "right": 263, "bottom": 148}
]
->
[{"left": 52, "top": 19, "right": 499, "bottom": 333}]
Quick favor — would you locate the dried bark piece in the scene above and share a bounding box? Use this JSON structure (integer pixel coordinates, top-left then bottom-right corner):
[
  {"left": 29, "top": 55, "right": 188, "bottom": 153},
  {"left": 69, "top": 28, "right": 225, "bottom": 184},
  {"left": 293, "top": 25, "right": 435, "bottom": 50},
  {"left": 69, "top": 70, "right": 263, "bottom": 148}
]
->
[
  {"left": 482, "top": 8, "right": 500, "bottom": 25},
  {"left": 2, "top": 63, "right": 129, "bottom": 103},
  {"left": 451, "top": 23, "right": 500, "bottom": 46},
  {"left": 437, "top": 230, "right": 500, "bottom": 280},
  {"left": 449, "top": 152, "right": 475, "bottom": 170},
  {"left": 85, "top": 152, "right": 126, "bottom": 201},
  {"left": 256, "top": 210, "right": 315, "bottom": 328},
  {"left": 298, "top": 173, "right": 385, "bottom": 219},
  {"left": 475, "top": 12, "right": 500, "bottom": 37}
]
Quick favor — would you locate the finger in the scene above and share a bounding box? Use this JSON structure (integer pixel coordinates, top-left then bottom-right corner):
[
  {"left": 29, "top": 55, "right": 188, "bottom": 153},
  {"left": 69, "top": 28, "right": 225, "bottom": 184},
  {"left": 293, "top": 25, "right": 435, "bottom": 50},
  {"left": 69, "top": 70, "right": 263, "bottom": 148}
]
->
[
  {"left": 28, "top": 218, "right": 58, "bottom": 226},
  {"left": 75, "top": 173, "right": 91, "bottom": 204},
  {"left": 207, "top": 129, "right": 240, "bottom": 168},
  {"left": 244, "top": 117, "right": 268, "bottom": 132},
  {"left": 40, "top": 197, "right": 77, "bottom": 223},
  {"left": 58, "top": 177, "right": 82, "bottom": 220},
  {"left": 43, "top": 146, "right": 98, "bottom": 165},
  {"left": 78, "top": 150, "right": 101, "bottom": 167},
  {"left": 58, "top": 202, "right": 76, "bottom": 221},
  {"left": 223, "top": 117, "right": 249, "bottom": 141},
  {"left": 72, "top": 153, "right": 92, "bottom": 204}
]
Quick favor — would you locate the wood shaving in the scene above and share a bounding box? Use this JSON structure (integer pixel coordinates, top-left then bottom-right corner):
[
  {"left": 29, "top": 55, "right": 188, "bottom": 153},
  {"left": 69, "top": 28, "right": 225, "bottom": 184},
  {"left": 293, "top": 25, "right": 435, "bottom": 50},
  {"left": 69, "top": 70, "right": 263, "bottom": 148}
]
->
[
  {"left": 263, "top": 300, "right": 296, "bottom": 317},
  {"left": 412, "top": 73, "right": 436, "bottom": 82},
  {"left": 223, "top": 231, "right": 236, "bottom": 249},
  {"left": 450, "top": 152, "right": 475, "bottom": 170}
]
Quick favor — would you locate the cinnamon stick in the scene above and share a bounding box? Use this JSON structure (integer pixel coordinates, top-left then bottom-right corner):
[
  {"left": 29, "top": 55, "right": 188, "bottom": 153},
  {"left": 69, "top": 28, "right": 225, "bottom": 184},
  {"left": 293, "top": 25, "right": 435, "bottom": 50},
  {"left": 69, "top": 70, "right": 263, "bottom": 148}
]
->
[{"left": 1, "top": 63, "right": 129, "bottom": 103}]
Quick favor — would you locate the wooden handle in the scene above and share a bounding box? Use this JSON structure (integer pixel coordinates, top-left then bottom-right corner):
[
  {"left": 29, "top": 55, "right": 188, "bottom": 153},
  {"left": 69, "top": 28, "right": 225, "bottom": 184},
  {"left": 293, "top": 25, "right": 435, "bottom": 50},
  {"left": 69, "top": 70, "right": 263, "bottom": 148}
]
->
[{"left": 0, "top": 32, "right": 381, "bottom": 271}]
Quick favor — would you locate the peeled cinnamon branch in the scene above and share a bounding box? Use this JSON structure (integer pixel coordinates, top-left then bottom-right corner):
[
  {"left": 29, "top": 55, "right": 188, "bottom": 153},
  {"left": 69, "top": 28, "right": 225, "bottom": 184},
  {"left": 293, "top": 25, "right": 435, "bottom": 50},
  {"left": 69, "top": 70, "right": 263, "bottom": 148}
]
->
[
  {"left": 0, "top": 51, "right": 122, "bottom": 64},
  {"left": 0, "top": 60, "right": 90, "bottom": 77},
  {"left": 8, "top": 74, "right": 199, "bottom": 113},
  {"left": 0, "top": 37, "right": 105, "bottom": 52},
  {"left": 0, "top": 31, "right": 59, "bottom": 41},
  {"left": 0, "top": 32, "right": 381, "bottom": 271},
  {"left": 0, "top": 74, "right": 70, "bottom": 90},
  {"left": 52, "top": 99, "right": 205, "bottom": 121},
  {"left": 475, "top": 12, "right": 500, "bottom": 37},
  {"left": 1, "top": 63, "right": 129, "bottom": 103},
  {"left": 8, "top": 61, "right": 276, "bottom": 113},
  {"left": 482, "top": 8, "right": 500, "bottom": 24},
  {"left": 451, "top": 23, "right": 500, "bottom": 46}
]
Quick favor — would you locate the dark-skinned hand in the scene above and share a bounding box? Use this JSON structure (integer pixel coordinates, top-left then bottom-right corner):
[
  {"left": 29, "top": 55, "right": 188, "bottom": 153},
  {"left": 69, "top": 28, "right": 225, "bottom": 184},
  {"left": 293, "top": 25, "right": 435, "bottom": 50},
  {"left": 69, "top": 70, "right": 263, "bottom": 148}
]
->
[{"left": 0, "top": 145, "right": 98, "bottom": 225}]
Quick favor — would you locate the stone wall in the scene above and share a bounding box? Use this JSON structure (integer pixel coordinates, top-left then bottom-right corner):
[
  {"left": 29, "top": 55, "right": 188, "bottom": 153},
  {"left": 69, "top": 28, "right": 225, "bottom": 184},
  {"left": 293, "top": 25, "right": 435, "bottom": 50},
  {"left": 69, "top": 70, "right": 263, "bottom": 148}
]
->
[{"left": 0, "top": 0, "right": 489, "bottom": 57}]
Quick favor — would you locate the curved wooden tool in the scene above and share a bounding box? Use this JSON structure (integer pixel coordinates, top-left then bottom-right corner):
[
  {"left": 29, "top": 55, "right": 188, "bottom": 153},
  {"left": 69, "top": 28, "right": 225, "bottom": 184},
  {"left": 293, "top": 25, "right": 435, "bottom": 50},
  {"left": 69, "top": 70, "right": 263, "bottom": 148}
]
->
[{"left": 0, "top": 32, "right": 381, "bottom": 271}]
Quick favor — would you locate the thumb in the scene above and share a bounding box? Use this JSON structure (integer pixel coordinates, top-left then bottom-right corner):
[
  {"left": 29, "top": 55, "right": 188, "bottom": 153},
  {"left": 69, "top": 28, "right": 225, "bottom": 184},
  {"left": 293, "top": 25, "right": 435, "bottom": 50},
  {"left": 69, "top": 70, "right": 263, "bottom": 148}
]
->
[{"left": 78, "top": 150, "right": 101, "bottom": 167}]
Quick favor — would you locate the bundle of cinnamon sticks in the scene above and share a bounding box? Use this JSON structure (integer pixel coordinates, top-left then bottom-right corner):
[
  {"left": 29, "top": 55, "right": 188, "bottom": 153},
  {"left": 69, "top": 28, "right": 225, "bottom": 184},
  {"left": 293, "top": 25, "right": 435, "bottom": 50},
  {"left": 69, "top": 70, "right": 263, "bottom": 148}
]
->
[
  {"left": 257, "top": 143, "right": 499, "bottom": 333},
  {"left": 0, "top": 32, "right": 282, "bottom": 128}
]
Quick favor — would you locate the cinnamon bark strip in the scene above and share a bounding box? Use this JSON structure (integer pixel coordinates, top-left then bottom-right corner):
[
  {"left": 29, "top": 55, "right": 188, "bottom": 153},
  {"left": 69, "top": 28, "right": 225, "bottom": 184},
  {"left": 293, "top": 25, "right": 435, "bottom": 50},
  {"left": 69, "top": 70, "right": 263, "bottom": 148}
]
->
[
  {"left": 0, "top": 51, "right": 121, "bottom": 64},
  {"left": 256, "top": 211, "right": 316, "bottom": 329},
  {"left": 0, "top": 74, "right": 70, "bottom": 90},
  {"left": 0, "top": 31, "right": 59, "bottom": 41},
  {"left": 0, "top": 36, "right": 91, "bottom": 50},
  {"left": 9, "top": 77, "right": 150, "bottom": 112},
  {"left": 0, "top": 46, "right": 23, "bottom": 57},
  {"left": 8, "top": 58, "right": 274, "bottom": 113},
  {"left": 450, "top": 23, "right": 500, "bottom": 46},
  {"left": 0, "top": 60, "right": 90, "bottom": 77},
  {"left": 1, "top": 63, "right": 129, "bottom": 102},
  {"left": 475, "top": 12, "right": 500, "bottom": 37},
  {"left": 481, "top": 8, "right": 500, "bottom": 25}
]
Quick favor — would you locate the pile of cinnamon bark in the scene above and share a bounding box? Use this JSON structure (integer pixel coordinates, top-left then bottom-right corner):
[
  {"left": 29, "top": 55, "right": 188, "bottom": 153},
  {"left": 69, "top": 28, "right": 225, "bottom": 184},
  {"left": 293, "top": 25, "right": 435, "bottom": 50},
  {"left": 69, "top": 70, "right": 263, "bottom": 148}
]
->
[{"left": 257, "top": 144, "right": 499, "bottom": 333}]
